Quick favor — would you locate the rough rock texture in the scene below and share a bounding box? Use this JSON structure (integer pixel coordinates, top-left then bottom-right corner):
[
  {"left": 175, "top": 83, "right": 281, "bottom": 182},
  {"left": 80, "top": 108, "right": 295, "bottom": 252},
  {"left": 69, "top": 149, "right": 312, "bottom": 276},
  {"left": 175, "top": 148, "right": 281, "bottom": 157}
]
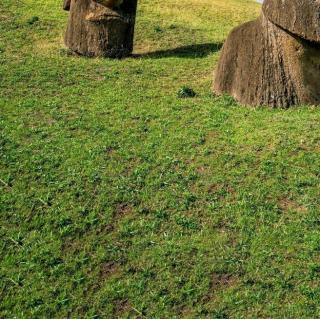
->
[
  {"left": 63, "top": 0, "right": 71, "bottom": 11},
  {"left": 263, "top": 0, "right": 320, "bottom": 42},
  {"left": 95, "top": 0, "right": 124, "bottom": 8},
  {"left": 64, "top": 0, "right": 138, "bottom": 58},
  {"left": 213, "top": 0, "right": 320, "bottom": 107}
]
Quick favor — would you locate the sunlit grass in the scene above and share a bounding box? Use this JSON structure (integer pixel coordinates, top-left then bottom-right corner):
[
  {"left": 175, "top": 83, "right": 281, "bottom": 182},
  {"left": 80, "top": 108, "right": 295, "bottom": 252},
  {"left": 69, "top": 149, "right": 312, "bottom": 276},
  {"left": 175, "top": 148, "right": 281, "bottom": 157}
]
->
[{"left": 1, "top": 0, "right": 320, "bottom": 318}]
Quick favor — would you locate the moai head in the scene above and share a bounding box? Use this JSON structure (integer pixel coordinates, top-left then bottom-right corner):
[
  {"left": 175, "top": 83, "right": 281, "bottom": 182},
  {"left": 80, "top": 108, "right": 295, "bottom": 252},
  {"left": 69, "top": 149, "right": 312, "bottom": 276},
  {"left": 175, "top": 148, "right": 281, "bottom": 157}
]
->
[
  {"left": 214, "top": 0, "right": 320, "bottom": 107},
  {"left": 84, "top": 0, "right": 138, "bottom": 22},
  {"left": 63, "top": 0, "right": 138, "bottom": 58},
  {"left": 263, "top": 0, "right": 320, "bottom": 42},
  {"left": 262, "top": 0, "right": 320, "bottom": 105}
]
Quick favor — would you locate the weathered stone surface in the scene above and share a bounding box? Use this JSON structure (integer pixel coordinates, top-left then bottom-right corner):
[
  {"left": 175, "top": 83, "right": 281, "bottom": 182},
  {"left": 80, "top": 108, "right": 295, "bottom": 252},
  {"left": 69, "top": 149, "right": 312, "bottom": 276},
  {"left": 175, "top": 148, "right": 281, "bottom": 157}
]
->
[
  {"left": 64, "top": 0, "right": 137, "bottom": 58},
  {"left": 263, "top": 0, "right": 320, "bottom": 42},
  {"left": 63, "top": 0, "right": 71, "bottom": 11},
  {"left": 95, "top": 0, "right": 124, "bottom": 8},
  {"left": 213, "top": 2, "right": 320, "bottom": 107}
]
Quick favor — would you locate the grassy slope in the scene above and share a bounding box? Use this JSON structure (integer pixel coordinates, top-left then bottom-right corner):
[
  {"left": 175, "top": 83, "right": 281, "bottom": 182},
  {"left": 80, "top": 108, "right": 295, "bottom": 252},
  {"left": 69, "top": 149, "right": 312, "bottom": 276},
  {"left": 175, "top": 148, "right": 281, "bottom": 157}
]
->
[{"left": 1, "top": 0, "right": 320, "bottom": 318}]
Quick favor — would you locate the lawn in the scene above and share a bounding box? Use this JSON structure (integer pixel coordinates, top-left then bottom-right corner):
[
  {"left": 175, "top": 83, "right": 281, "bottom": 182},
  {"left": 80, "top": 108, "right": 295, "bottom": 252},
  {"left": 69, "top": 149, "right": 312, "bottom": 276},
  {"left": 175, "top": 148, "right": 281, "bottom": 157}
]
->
[{"left": 1, "top": 0, "right": 320, "bottom": 318}]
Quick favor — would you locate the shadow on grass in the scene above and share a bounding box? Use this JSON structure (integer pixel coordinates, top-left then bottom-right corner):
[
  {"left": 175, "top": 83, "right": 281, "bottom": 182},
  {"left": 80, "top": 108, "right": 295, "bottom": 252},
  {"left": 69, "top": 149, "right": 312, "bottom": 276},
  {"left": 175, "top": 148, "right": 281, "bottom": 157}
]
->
[{"left": 133, "top": 42, "right": 223, "bottom": 59}]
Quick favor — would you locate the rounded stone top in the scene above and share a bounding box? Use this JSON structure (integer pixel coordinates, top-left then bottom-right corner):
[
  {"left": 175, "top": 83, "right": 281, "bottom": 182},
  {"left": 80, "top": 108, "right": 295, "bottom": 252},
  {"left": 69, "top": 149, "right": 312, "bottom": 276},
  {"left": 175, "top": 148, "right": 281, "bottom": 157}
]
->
[{"left": 263, "top": 0, "right": 320, "bottom": 42}]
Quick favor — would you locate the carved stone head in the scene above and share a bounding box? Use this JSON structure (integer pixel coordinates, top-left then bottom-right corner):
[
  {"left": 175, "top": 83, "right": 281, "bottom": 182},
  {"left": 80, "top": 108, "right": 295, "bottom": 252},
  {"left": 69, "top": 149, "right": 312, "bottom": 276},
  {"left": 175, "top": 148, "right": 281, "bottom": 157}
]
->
[
  {"left": 63, "top": 0, "right": 138, "bottom": 57},
  {"left": 263, "top": 0, "right": 320, "bottom": 42}
]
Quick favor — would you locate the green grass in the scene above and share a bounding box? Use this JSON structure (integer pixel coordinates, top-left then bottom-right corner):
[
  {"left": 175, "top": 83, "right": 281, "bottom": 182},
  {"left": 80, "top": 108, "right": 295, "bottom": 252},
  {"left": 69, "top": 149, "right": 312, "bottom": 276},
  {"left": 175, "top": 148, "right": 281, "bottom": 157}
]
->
[{"left": 1, "top": 0, "right": 320, "bottom": 318}]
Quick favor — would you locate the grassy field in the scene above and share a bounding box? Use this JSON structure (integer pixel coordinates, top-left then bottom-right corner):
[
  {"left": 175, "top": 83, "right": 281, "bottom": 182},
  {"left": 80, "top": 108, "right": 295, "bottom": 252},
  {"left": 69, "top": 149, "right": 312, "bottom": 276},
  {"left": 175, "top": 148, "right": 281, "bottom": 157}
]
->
[{"left": 1, "top": 0, "right": 320, "bottom": 318}]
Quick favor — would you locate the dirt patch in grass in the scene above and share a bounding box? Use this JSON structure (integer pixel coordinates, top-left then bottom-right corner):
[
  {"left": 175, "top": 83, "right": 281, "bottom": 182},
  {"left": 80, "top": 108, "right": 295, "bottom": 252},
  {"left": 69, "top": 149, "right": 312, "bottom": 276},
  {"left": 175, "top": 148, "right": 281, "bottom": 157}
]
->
[
  {"left": 113, "top": 299, "right": 131, "bottom": 317},
  {"left": 210, "top": 272, "right": 237, "bottom": 291},
  {"left": 278, "top": 198, "right": 307, "bottom": 213},
  {"left": 114, "top": 203, "right": 133, "bottom": 220},
  {"left": 97, "top": 203, "right": 134, "bottom": 234},
  {"left": 175, "top": 304, "right": 193, "bottom": 317},
  {"left": 208, "top": 183, "right": 234, "bottom": 194},
  {"left": 87, "top": 261, "right": 121, "bottom": 296},
  {"left": 201, "top": 272, "right": 238, "bottom": 305},
  {"left": 196, "top": 165, "right": 209, "bottom": 175},
  {"left": 61, "top": 237, "right": 81, "bottom": 253},
  {"left": 99, "top": 261, "right": 119, "bottom": 279}
]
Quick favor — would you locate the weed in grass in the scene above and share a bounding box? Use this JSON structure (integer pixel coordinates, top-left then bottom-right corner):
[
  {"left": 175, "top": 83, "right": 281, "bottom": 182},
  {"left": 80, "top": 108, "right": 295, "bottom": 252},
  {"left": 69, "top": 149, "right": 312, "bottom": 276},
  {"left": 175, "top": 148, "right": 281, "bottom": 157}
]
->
[
  {"left": 177, "top": 86, "right": 197, "bottom": 98},
  {"left": 154, "top": 25, "right": 164, "bottom": 33},
  {"left": 27, "top": 16, "right": 39, "bottom": 25}
]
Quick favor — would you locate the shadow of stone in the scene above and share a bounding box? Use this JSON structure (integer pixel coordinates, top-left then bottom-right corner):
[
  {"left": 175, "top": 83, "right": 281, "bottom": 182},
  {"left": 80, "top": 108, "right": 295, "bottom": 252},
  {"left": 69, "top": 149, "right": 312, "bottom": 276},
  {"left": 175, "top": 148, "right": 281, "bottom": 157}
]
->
[{"left": 133, "top": 42, "right": 223, "bottom": 59}]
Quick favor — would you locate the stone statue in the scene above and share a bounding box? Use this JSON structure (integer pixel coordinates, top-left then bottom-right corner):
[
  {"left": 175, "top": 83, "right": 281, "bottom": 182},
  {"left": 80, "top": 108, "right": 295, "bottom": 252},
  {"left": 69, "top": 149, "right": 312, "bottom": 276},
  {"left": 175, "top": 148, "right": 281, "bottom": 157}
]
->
[
  {"left": 213, "top": 0, "right": 320, "bottom": 107},
  {"left": 63, "top": 0, "right": 138, "bottom": 58}
]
